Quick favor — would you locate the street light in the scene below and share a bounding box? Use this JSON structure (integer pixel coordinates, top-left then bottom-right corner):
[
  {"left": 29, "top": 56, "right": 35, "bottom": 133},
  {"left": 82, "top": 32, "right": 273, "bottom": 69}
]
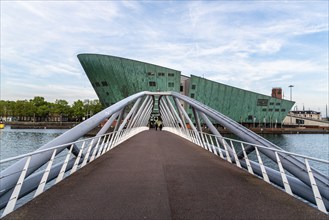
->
[
  {"left": 289, "top": 85, "right": 294, "bottom": 101},
  {"left": 289, "top": 85, "right": 294, "bottom": 125}
]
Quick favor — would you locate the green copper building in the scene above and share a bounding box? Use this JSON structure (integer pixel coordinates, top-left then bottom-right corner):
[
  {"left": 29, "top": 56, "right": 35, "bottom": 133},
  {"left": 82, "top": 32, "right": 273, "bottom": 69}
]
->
[{"left": 78, "top": 53, "right": 294, "bottom": 125}]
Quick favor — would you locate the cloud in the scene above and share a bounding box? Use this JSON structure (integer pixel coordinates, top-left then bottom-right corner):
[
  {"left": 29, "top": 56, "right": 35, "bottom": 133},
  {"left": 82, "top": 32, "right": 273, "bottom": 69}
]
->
[
  {"left": 1, "top": 1, "right": 328, "bottom": 114},
  {"left": 3, "top": 80, "right": 96, "bottom": 103}
]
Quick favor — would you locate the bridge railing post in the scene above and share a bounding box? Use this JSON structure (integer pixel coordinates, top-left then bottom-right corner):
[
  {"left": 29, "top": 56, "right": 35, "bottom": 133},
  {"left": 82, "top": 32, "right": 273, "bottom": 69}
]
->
[
  {"left": 305, "top": 158, "right": 327, "bottom": 214},
  {"left": 1, "top": 156, "right": 32, "bottom": 218},
  {"left": 55, "top": 144, "right": 74, "bottom": 184},
  {"left": 34, "top": 149, "right": 57, "bottom": 198},
  {"left": 214, "top": 136, "right": 224, "bottom": 159},
  {"left": 275, "top": 152, "right": 292, "bottom": 195},
  {"left": 230, "top": 140, "right": 241, "bottom": 168},
  {"left": 254, "top": 147, "right": 270, "bottom": 183}
]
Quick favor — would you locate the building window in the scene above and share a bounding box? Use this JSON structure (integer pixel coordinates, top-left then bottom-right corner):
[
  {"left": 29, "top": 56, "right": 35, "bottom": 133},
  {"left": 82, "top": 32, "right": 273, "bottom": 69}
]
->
[
  {"left": 296, "top": 119, "right": 305, "bottom": 124},
  {"left": 101, "top": 81, "right": 108, "bottom": 86},
  {"left": 168, "top": 82, "right": 174, "bottom": 87},
  {"left": 180, "top": 85, "right": 183, "bottom": 92},
  {"left": 281, "top": 109, "right": 286, "bottom": 112},
  {"left": 158, "top": 72, "right": 165, "bottom": 76},
  {"left": 168, "top": 73, "right": 175, "bottom": 77},
  {"left": 95, "top": 82, "right": 101, "bottom": 87},
  {"left": 148, "top": 72, "right": 155, "bottom": 76},
  {"left": 191, "top": 84, "right": 196, "bottom": 90},
  {"left": 191, "top": 93, "right": 195, "bottom": 98},
  {"left": 276, "top": 103, "right": 281, "bottom": 106},
  {"left": 275, "top": 109, "right": 279, "bottom": 112},
  {"left": 269, "top": 102, "right": 274, "bottom": 105},
  {"left": 149, "top": 81, "right": 156, "bottom": 87},
  {"left": 257, "top": 99, "right": 268, "bottom": 106},
  {"left": 262, "top": 109, "right": 267, "bottom": 111},
  {"left": 106, "top": 92, "right": 109, "bottom": 96}
]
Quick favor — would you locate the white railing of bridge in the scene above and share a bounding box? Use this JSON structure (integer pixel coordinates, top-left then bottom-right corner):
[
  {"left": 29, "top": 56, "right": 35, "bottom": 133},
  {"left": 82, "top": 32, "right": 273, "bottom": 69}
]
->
[
  {"left": 0, "top": 127, "right": 148, "bottom": 217},
  {"left": 160, "top": 92, "right": 329, "bottom": 214},
  {"left": 0, "top": 91, "right": 153, "bottom": 218},
  {"left": 163, "top": 126, "right": 329, "bottom": 214},
  {"left": 1, "top": 91, "right": 328, "bottom": 217}
]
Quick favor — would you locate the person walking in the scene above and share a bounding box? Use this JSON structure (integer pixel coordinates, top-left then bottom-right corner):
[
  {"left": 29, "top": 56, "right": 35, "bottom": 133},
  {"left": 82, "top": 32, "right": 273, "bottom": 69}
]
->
[
  {"left": 159, "top": 120, "right": 163, "bottom": 131},
  {"left": 155, "top": 119, "right": 158, "bottom": 131}
]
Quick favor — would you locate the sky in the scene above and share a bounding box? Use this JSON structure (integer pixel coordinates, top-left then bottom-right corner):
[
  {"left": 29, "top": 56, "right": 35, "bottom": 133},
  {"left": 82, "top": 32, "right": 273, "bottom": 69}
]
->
[{"left": 1, "top": 1, "right": 328, "bottom": 116}]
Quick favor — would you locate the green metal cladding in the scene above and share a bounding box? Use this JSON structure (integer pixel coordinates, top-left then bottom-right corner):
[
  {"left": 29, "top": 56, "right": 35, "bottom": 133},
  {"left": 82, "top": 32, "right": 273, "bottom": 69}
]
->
[
  {"left": 78, "top": 53, "right": 294, "bottom": 124},
  {"left": 77, "top": 54, "right": 181, "bottom": 107},
  {"left": 188, "top": 75, "right": 294, "bottom": 124}
]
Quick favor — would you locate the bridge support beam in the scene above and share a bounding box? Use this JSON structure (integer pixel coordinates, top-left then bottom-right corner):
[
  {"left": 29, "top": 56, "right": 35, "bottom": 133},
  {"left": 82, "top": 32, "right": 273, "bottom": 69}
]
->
[
  {"left": 199, "top": 112, "right": 234, "bottom": 161},
  {"left": 174, "top": 97, "right": 201, "bottom": 143},
  {"left": 164, "top": 96, "right": 186, "bottom": 134}
]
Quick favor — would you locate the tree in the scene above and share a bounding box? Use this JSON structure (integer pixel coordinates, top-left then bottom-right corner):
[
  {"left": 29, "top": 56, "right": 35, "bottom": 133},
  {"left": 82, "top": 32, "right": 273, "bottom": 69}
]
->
[
  {"left": 53, "top": 99, "right": 71, "bottom": 122},
  {"left": 30, "top": 96, "right": 46, "bottom": 107},
  {"left": 54, "top": 100, "right": 70, "bottom": 114},
  {"left": 29, "top": 96, "right": 49, "bottom": 121},
  {"left": 0, "top": 97, "right": 103, "bottom": 122},
  {"left": 71, "top": 100, "right": 84, "bottom": 121},
  {"left": 90, "top": 99, "right": 103, "bottom": 115}
]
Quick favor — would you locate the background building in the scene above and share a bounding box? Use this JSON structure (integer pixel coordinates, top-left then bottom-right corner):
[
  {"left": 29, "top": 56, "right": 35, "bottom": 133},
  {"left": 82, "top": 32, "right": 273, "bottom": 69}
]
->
[
  {"left": 283, "top": 110, "right": 329, "bottom": 127},
  {"left": 78, "top": 53, "right": 295, "bottom": 126},
  {"left": 271, "top": 88, "right": 283, "bottom": 99}
]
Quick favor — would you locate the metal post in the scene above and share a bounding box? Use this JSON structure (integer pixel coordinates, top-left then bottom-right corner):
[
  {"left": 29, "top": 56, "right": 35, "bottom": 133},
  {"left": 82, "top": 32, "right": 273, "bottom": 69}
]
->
[{"left": 289, "top": 85, "right": 294, "bottom": 101}]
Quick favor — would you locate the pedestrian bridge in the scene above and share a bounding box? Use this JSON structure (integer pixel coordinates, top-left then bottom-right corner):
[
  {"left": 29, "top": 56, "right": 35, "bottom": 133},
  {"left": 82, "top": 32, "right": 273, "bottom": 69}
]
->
[{"left": 0, "top": 92, "right": 328, "bottom": 219}]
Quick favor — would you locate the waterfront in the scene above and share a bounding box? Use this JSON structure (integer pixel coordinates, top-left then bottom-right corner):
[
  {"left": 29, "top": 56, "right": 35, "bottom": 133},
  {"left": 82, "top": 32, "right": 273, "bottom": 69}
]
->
[{"left": 0, "top": 126, "right": 328, "bottom": 172}]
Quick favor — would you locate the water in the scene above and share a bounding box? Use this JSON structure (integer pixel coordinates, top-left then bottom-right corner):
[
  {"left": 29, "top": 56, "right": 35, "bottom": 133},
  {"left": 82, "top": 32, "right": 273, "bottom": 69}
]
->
[
  {"left": 261, "top": 133, "right": 329, "bottom": 161},
  {"left": 260, "top": 133, "right": 328, "bottom": 175},
  {"left": 0, "top": 126, "right": 68, "bottom": 161}
]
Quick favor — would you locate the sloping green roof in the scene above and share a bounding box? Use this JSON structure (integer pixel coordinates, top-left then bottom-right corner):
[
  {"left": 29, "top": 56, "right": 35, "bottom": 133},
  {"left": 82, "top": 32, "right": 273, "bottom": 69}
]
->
[
  {"left": 78, "top": 53, "right": 181, "bottom": 106},
  {"left": 188, "top": 75, "right": 295, "bottom": 123}
]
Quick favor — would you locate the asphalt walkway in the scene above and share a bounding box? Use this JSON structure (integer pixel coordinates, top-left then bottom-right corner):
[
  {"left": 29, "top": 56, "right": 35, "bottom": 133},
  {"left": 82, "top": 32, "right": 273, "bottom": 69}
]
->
[{"left": 4, "top": 130, "right": 328, "bottom": 220}]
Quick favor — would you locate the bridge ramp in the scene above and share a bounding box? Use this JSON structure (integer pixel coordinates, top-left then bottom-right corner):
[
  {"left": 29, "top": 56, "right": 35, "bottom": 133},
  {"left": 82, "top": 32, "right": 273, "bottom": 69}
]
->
[{"left": 4, "top": 130, "right": 328, "bottom": 220}]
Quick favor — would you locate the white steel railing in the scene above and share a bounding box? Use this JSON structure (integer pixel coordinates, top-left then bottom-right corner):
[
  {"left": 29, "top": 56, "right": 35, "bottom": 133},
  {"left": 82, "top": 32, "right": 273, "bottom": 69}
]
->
[
  {"left": 0, "top": 92, "right": 154, "bottom": 218},
  {"left": 163, "top": 127, "right": 329, "bottom": 214},
  {"left": 1, "top": 91, "right": 328, "bottom": 217},
  {"left": 0, "top": 127, "right": 148, "bottom": 217}
]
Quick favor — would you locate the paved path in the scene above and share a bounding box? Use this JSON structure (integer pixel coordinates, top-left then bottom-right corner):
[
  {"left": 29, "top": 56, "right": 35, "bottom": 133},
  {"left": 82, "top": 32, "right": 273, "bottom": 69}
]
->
[{"left": 4, "top": 130, "right": 328, "bottom": 220}]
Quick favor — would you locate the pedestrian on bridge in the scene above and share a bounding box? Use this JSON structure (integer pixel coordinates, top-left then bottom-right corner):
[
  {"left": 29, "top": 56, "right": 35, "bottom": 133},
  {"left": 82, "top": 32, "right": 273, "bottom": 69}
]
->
[
  {"left": 158, "top": 120, "right": 163, "bottom": 131},
  {"left": 155, "top": 120, "right": 158, "bottom": 130}
]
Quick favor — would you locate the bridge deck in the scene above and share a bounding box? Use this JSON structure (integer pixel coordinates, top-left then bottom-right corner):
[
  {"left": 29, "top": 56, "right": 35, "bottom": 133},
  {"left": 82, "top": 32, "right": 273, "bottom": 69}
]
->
[{"left": 4, "top": 130, "right": 328, "bottom": 220}]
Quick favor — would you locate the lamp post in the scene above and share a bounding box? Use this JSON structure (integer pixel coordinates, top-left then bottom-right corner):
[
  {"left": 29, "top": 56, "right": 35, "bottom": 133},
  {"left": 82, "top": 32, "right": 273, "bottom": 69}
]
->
[
  {"left": 289, "top": 85, "right": 294, "bottom": 101},
  {"left": 289, "top": 85, "right": 294, "bottom": 125}
]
